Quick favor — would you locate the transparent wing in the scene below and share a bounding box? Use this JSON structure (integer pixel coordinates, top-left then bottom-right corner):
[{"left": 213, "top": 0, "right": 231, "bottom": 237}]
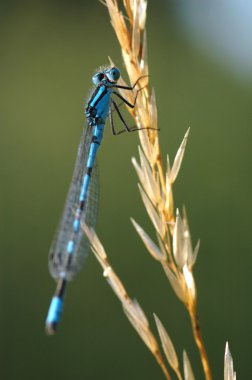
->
[
  {"left": 48, "top": 124, "right": 99, "bottom": 280},
  {"left": 67, "top": 162, "right": 99, "bottom": 279}
]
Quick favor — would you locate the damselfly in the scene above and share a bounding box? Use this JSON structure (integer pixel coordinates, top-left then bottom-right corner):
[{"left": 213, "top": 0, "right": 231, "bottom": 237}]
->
[{"left": 46, "top": 66, "right": 154, "bottom": 334}]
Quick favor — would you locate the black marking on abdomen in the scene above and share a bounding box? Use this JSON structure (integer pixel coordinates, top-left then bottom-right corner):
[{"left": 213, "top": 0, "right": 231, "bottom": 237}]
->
[
  {"left": 80, "top": 200, "right": 85, "bottom": 211},
  {"left": 55, "top": 278, "right": 67, "bottom": 299},
  {"left": 87, "top": 167, "right": 92, "bottom": 176},
  {"left": 92, "top": 135, "right": 101, "bottom": 145}
]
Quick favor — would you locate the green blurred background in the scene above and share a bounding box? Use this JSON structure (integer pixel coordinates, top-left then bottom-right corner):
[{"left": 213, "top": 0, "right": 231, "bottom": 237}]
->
[{"left": 1, "top": 1, "right": 252, "bottom": 379}]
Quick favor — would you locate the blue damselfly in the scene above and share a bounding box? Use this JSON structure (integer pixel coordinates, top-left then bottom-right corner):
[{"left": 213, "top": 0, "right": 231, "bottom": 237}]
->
[{"left": 46, "top": 66, "right": 154, "bottom": 334}]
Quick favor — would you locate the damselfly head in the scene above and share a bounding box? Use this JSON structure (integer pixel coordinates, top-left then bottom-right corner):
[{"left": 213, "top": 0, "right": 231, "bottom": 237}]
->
[{"left": 92, "top": 67, "right": 120, "bottom": 85}]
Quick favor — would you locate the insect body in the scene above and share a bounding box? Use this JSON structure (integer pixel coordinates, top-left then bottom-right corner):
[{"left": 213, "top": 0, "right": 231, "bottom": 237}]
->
[{"left": 46, "top": 66, "right": 151, "bottom": 334}]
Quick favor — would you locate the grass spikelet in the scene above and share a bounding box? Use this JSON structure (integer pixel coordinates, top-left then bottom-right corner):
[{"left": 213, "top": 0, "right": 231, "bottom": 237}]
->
[
  {"left": 83, "top": 225, "right": 172, "bottom": 380},
  {"left": 104, "top": 1, "right": 213, "bottom": 378},
  {"left": 154, "top": 314, "right": 183, "bottom": 380},
  {"left": 131, "top": 218, "right": 165, "bottom": 261},
  {"left": 162, "top": 263, "right": 186, "bottom": 304},
  {"left": 183, "top": 351, "right": 196, "bottom": 380},
  {"left": 138, "top": 184, "right": 165, "bottom": 238},
  {"left": 224, "top": 343, "right": 236, "bottom": 380},
  {"left": 86, "top": 0, "right": 237, "bottom": 379},
  {"left": 169, "top": 128, "right": 190, "bottom": 184}
]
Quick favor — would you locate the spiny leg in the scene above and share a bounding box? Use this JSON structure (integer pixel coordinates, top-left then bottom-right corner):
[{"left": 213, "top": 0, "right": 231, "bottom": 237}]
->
[
  {"left": 112, "top": 87, "right": 143, "bottom": 109},
  {"left": 112, "top": 75, "right": 149, "bottom": 91},
  {"left": 111, "top": 100, "right": 158, "bottom": 134},
  {"left": 109, "top": 104, "right": 125, "bottom": 135}
]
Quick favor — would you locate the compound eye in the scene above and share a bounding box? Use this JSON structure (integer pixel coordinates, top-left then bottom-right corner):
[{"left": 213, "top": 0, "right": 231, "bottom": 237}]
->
[
  {"left": 111, "top": 67, "right": 120, "bottom": 81},
  {"left": 108, "top": 67, "right": 120, "bottom": 82},
  {"left": 92, "top": 72, "right": 104, "bottom": 85}
]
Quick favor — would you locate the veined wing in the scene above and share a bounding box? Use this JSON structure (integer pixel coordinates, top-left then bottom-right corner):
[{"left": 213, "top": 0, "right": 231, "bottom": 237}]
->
[
  {"left": 48, "top": 123, "right": 99, "bottom": 280},
  {"left": 68, "top": 161, "right": 99, "bottom": 278}
]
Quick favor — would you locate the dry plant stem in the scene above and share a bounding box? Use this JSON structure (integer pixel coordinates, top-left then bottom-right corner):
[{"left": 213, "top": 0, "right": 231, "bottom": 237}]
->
[
  {"left": 187, "top": 304, "right": 212, "bottom": 380},
  {"left": 155, "top": 353, "right": 173, "bottom": 380},
  {"left": 175, "top": 369, "right": 183, "bottom": 380},
  {"left": 84, "top": 226, "right": 172, "bottom": 380},
  {"left": 105, "top": 1, "right": 212, "bottom": 379}
]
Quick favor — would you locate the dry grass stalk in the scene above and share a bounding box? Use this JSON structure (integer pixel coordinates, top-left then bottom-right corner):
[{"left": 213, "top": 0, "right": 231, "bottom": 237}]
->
[
  {"left": 83, "top": 225, "right": 172, "bottom": 380},
  {"left": 103, "top": 0, "right": 212, "bottom": 379}
]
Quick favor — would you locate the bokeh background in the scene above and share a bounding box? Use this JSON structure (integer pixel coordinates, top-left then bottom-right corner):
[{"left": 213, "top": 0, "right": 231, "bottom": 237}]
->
[{"left": 1, "top": 0, "right": 252, "bottom": 379}]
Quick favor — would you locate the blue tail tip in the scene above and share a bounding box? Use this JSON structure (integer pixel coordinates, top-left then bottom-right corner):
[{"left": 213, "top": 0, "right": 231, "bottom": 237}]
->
[{"left": 45, "top": 296, "right": 63, "bottom": 335}]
